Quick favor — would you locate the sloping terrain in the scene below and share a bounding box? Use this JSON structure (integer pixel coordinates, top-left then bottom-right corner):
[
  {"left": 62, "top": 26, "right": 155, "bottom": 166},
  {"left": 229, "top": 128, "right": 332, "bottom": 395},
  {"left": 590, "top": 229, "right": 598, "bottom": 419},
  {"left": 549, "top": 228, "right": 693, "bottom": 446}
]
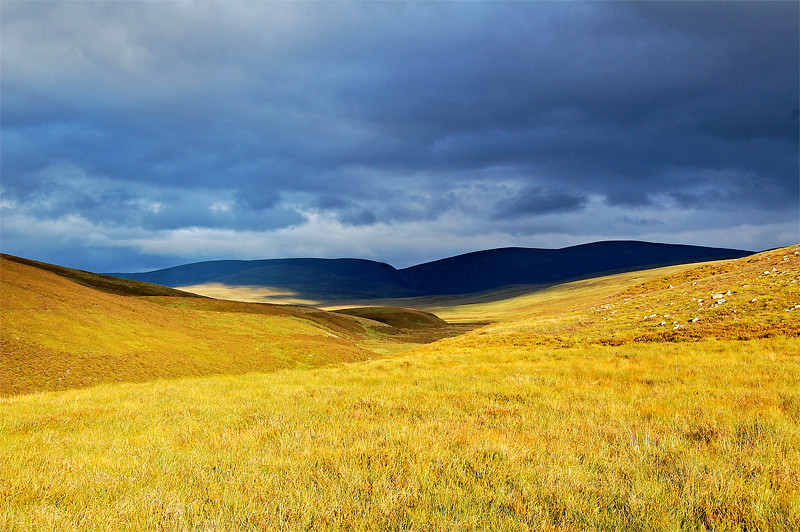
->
[
  {"left": 429, "top": 244, "right": 799, "bottom": 350},
  {"left": 1, "top": 254, "right": 202, "bottom": 298},
  {"left": 1, "top": 246, "right": 797, "bottom": 531},
  {"left": 107, "top": 241, "right": 752, "bottom": 303},
  {"left": 0, "top": 256, "right": 457, "bottom": 396}
]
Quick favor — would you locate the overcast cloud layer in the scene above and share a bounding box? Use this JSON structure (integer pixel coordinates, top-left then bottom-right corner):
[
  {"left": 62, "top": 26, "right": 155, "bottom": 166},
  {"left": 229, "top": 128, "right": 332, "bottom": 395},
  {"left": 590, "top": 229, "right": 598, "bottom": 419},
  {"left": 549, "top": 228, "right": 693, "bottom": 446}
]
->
[{"left": 2, "top": 1, "right": 798, "bottom": 272}]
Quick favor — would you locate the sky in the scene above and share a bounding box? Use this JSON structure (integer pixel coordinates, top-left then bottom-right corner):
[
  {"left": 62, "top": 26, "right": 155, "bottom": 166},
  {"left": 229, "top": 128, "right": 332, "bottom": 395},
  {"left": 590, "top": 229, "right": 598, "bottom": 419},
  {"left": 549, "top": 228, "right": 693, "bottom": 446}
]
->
[{"left": 1, "top": 1, "right": 798, "bottom": 273}]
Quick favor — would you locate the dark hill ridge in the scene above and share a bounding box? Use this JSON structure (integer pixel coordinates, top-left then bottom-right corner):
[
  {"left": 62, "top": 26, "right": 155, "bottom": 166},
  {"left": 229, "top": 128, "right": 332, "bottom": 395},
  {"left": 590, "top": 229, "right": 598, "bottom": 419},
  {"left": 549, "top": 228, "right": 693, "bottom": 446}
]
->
[
  {"left": 400, "top": 241, "right": 754, "bottom": 295},
  {"left": 107, "top": 241, "right": 753, "bottom": 302},
  {"left": 112, "top": 258, "right": 419, "bottom": 301}
]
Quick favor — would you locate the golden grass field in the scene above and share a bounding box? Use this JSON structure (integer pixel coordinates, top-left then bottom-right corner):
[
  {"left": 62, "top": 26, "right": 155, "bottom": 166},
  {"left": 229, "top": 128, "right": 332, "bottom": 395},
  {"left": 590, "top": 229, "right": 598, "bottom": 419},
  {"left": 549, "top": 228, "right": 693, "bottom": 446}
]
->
[{"left": 1, "top": 246, "right": 798, "bottom": 530}]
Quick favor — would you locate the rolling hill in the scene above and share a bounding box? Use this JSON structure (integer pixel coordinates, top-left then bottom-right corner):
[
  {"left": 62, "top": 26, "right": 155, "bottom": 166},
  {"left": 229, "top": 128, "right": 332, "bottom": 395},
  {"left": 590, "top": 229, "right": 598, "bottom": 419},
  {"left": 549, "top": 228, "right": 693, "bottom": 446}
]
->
[
  {"left": 0, "top": 255, "right": 460, "bottom": 396},
  {"left": 400, "top": 240, "right": 753, "bottom": 295},
  {"left": 107, "top": 240, "right": 752, "bottom": 303},
  {"left": 425, "top": 244, "right": 800, "bottom": 349},
  {"left": 0, "top": 254, "right": 203, "bottom": 298}
]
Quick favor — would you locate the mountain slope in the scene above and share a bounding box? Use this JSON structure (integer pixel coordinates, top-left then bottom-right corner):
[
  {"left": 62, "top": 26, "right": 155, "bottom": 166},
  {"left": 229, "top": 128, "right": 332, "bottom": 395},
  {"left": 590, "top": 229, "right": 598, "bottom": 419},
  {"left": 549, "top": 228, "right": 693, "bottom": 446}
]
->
[{"left": 108, "top": 241, "right": 753, "bottom": 303}]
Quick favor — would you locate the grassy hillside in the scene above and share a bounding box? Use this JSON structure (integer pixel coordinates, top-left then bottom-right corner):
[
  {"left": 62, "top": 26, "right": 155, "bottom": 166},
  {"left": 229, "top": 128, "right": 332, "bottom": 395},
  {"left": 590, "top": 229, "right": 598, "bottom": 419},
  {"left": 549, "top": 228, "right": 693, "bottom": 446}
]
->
[
  {"left": 334, "top": 261, "right": 719, "bottom": 324},
  {"left": 0, "top": 257, "right": 457, "bottom": 396},
  {"left": 1, "top": 246, "right": 797, "bottom": 530},
  {"left": 1, "top": 254, "right": 202, "bottom": 298},
  {"left": 446, "top": 245, "right": 799, "bottom": 349},
  {"left": 168, "top": 282, "right": 321, "bottom": 305}
]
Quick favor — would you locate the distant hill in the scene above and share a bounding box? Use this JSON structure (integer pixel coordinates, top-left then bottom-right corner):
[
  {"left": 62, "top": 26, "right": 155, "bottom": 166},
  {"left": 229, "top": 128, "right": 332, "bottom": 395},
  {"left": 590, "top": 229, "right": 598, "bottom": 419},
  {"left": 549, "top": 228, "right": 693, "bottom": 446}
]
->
[
  {"left": 111, "top": 258, "right": 419, "bottom": 301},
  {"left": 107, "top": 241, "right": 753, "bottom": 302},
  {"left": 400, "top": 241, "right": 754, "bottom": 295}
]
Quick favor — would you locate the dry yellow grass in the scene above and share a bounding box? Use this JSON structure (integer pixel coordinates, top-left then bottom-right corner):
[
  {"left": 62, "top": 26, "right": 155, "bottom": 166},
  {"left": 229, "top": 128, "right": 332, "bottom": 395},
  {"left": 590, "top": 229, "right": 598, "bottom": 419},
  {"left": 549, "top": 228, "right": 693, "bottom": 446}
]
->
[
  {"left": 1, "top": 246, "right": 798, "bottom": 530},
  {"left": 0, "top": 258, "right": 457, "bottom": 396},
  {"left": 458, "top": 245, "right": 799, "bottom": 348},
  {"left": 1, "top": 336, "right": 797, "bottom": 531}
]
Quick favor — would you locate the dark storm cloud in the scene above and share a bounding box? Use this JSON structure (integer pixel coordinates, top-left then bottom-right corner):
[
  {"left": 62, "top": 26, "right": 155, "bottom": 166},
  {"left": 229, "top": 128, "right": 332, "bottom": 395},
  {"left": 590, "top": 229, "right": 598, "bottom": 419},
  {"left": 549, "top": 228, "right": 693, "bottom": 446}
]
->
[
  {"left": 493, "top": 187, "right": 588, "bottom": 219},
  {"left": 1, "top": 1, "right": 797, "bottom": 270},
  {"left": 340, "top": 209, "right": 378, "bottom": 227}
]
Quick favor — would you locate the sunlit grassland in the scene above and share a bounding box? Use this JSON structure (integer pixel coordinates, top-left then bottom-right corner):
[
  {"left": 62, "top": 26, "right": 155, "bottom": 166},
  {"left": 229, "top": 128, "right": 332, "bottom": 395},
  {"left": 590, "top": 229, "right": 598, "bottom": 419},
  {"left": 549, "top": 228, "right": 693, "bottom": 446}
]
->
[
  {"left": 2, "top": 337, "right": 798, "bottom": 531},
  {"left": 2, "top": 246, "right": 798, "bottom": 530},
  {"left": 433, "top": 247, "right": 799, "bottom": 349}
]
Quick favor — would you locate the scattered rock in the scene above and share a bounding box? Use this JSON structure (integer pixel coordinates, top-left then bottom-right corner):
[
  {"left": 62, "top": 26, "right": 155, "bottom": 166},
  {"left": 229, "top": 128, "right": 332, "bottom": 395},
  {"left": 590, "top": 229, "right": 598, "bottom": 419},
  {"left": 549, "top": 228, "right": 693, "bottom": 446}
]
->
[
  {"left": 690, "top": 317, "right": 700, "bottom": 322},
  {"left": 750, "top": 298, "right": 758, "bottom": 303}
]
